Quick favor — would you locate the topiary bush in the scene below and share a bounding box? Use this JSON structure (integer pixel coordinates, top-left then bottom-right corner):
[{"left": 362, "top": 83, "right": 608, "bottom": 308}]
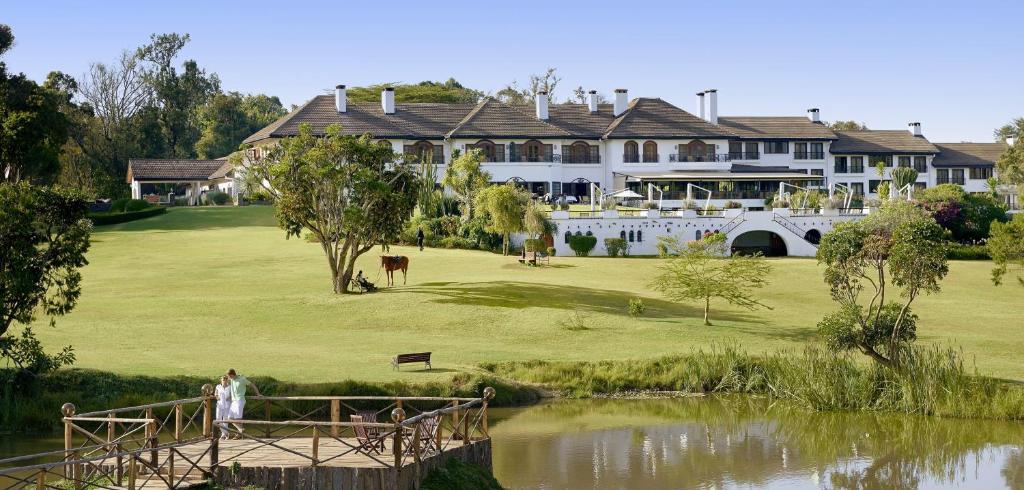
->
[
  {"left": 110, "top": 197, "right": 130, "bottom": 212},
  {"left": 568, "top": 235, "right": 597, "bottom": 256},
  {"left": 523, "top": 238, "right": 545, "bottom": 253},
  {"left": 546, "top": 246, "right": 556, "bottom": 257},
  {"left": 206, "top": 190, "right": 231, "bottom": 206},
  {"left": 604, "top": 237, "right": 628, "bottom": 257},
  {"left": 124, "top": 199, "right": 151, "bottom": 212}
]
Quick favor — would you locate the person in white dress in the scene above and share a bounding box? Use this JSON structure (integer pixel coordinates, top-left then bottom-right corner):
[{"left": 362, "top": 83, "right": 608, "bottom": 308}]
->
[{"left": 214, "top": 376, "right": 232, "bottom": 439}]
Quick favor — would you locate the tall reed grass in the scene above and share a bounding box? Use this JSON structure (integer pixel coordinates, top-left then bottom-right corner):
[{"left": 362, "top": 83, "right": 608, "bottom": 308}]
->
[{"left": 481, "top": 344, "right": 1024, "bottom": 420}]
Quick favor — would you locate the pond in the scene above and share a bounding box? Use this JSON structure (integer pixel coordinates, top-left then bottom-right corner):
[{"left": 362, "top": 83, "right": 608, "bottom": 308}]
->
[
  {"left": 488, "top": 397, "right": 1024, "bottom": 489},
  {"left": 3, "top": 397, "right": 1022, "bottom": 489}
]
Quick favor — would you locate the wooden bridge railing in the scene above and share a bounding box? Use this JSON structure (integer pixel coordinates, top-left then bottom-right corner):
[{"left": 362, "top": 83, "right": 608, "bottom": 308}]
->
[{"left": 0, "top": 387, "right": 495, "bottom": 489}]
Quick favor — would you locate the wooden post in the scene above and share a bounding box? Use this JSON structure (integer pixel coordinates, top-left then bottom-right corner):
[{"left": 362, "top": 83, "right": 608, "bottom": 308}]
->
[
  {"left": 167, "top": 448, "right": 175, "bottom": 488},
  {"left": 311, "top": 427, "right": 320, "bottom": 465},
  {"left": 72, "top": 450, "right": 82, "bottom": 490},
  {"left": 330, "top": 400, "right": 340, "bottom": 438},
  {"left": 450, "top": 401, "right": 459, "bottom": 441},
  {"left": 435, "top": 413, "right": 443, "bottom": 450},
  {"left": 263, "top": 400, "right": 271, "bottom": 437},
  {"left": 146, "top": 408, "right": 157, "bottom": 467},
  {"left": 463, "top": 406, "right": 470, "bottom": 445},
  {"left": 127, "top": 459, "right": 137, "bottom": 490},
  {"left": 203, "top": 397, "right": 213, "bottom": 438},
  {"left": 210, "top": 435, "right": 219, "bottom": 470},
  {"left": 36, "top": 470, "right": 45, "bottom": 490},
  {"left": 63, "top": 415, "right": 73, "bottom": 479},
  {"left": 174, "top": 404, "right": 183, "bottom": 442},
  {"left": 392, "top": 424, "right": 402, "bottom": 469},
  {"left": 411, "top": 424, "right": 421, "bottom": 464}
]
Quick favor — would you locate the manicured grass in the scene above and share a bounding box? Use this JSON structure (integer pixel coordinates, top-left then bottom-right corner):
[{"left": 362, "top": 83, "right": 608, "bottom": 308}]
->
[{"left": 27, "top": 206, "right": 1024, "bottom": 383}]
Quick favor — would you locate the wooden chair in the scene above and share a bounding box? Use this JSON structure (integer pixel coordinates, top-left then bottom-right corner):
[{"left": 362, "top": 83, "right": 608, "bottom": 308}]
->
[{"left": 350, "top": 413, "right": 385, "bottom": 454}]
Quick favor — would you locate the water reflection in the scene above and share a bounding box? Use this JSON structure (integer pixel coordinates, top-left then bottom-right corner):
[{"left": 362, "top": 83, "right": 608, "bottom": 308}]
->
[{"left": 488, "top": 397, "right": 1024, "bottom": 489}]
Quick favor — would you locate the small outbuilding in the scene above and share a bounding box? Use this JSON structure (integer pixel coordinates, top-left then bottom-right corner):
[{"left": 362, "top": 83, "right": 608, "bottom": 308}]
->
[{"left": 126, "top": 159, "right": 235, "bottom": 205}]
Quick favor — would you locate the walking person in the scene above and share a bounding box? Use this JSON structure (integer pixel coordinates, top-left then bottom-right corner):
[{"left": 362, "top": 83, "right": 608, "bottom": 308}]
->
[
  {"left": 226, "top": 368, "right": 261, "bottom": 439},
  {"left": 416, "top": 227, "right": 425, "bottom": 251},
  {"left": 214, "top": 376, "right": 232, "bottom": 439}
]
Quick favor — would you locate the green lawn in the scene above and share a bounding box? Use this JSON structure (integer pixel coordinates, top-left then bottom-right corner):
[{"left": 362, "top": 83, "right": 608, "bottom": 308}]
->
[{"left": 28, "top": 206, "right": 1024, "bottom": 383}]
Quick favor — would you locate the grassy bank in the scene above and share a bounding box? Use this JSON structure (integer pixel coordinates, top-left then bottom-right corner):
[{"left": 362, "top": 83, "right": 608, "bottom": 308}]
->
[
  {"left": 482, "top": 345, "right": 1024, "bottom": 420},
  {"left": 27, "top": 206, "right": 1024, "bottom": 382},
  {"left": 0, "top": 369, "right": 541, "bottom": 432}
]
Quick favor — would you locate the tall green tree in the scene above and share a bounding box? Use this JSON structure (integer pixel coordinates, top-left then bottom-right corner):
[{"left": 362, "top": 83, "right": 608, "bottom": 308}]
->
[
  {"left": 137, "top": 33, "right": 221, "bottom": 158},
  {"left": 239, "top": 123, "right": 419, "bottom": 293},
  {"left": 816, "top": 201, "right": 949, "bottom": 367},
  {"left": 0, "top": 25, "right": 69, "bottom": 183},
  {"left": 0, "top": 182, "right": 90, "bottom": 372},
  {"left": 989, "top": 214, "right": 1024, "bottom": 287},
  {"left": 651, "top": 233, "right": 772, "bottom": 326},
  {"left": 827, "top": 120, "right": 869, "bottom": 131},
  {"left": 475, "top": 184, "right": 529, "bottom": 256},
  {"left": 195, "top": 92, "right": 286, "bottom": 158},
  {"left": 442, "top": 149, "right": 491, "bottom": 221}
]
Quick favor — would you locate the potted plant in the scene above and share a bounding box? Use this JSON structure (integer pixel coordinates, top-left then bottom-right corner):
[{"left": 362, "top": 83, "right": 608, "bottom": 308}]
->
[
  {"left": 644, "top": 200, "right": 660, "bottom": 218},
  {"left": 678, "top": 199, "right": 698, "bottom": 218},
  {"left": 723, "top": 200, "right": 743, "bottom": 218},
  {"left": 821, "top": 197, "right": 841, "bottom": 216},
  {"left": 772, "top": 196, "right": 791, "bottom": 217}
]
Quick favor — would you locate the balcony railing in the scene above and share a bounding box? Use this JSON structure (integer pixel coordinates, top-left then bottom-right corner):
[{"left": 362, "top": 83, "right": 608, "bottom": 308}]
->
[
  {"left": 794, "top": 152, "right": 825, "bottom": 160},
  {"left": 669, "top": 153, "right": 732, "bottom": 163},
  {"left": 563, "top": 154, "right": 600, "bottom": 164},
  {"left": 509, "top": 153, "right": 558, "bottom": 163},
  {"left": 728, "top": 151, "right": 760, "bottom": 160},
  {"left": 624, "top": 154, "right": 639, "bottom": 163},
  {"left": 624, "top": 154, "right": 659, "bottom": 163}
]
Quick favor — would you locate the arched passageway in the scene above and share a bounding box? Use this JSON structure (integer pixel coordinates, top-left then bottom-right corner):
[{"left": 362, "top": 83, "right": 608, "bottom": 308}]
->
[
  {"left": 731, "top": 230, "right": 788, "bottom": 257},
  {"left": 804, "top": 229, "right": 822, "bottom": 245}
]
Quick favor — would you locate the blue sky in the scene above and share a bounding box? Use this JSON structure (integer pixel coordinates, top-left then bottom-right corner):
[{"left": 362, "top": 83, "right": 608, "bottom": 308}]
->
[{"left": 5, "top": 0, "right": 1022, "bottom": 141}]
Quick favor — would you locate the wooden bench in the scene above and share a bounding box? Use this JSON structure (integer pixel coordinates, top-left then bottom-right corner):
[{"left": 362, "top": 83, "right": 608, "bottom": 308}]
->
[{"left": 392, "top": 352, "right": 431, "bottom": 370}]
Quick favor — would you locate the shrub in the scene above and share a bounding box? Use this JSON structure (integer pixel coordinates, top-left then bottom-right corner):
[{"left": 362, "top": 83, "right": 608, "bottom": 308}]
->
[
  {"left": 627, "top": 298, "right": 645, "bottom": 317},
  {"left": 439, "top": 236, "right": 476, "bottom": 250},
  {"left": 247, "top": 189, "right": 272, "bottom": 202},
  {"left": 110, "top": 197, "right": 130, "bottom": 212},
  {"left": 568, "top": 235, "right": 597, "bottom": 256},
  {"left": 173, "top": 198, "right": 189, "bottom": 207},
  {"left": 724, "top": 201, "right": 742, "bottom": 209},
  {"left": 947, "top": 243, "right": 991, "bottom": 260},
  {"left": 124, "top": 199, "right": 151, "bottom": 212},
  {"left": 523, "top": 238, "right": 546, "bottom": 252},
  {"left": 600, "top": 196, "right": 617, "bottom": 210},
  {"left": 604, "top": 237, "right": 628, "bottom": 257},
  {"left": 89, "top": 207, "right": 166, "bottom": 226},
  {"left": 643, "top": 201, "right": 659, "bottom": 209},
  {"left": 206, "top": 191, "right": 231, "bottom": 206},
  {"left": 546, "top": 247, "right": 556, "bottom": 256}
]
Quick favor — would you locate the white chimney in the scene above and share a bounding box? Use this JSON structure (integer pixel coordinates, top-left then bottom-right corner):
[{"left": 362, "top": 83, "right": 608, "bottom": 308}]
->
[
  {"left": 335, "top": 84, "right": 347, "bottom": 113},
  {"left": 696, "top": 92, "right": 706, "bottom": 120},
  {"left": 706, "top": 89, "right": 718, "bottom": 124},
  {"left": 807, "top": 108, "right": 820, "bottom": 123},
  {"left": 909, "top": 122, "right": 922, "bottom": 137},
  {"left": 588, "top": 90, "right": 599, "bottom": 113},
  {"left": 382, "top": 87, "right": 395, "bottom": 114},
  {"left": 1007, "top": 136, "right": 1017, "bottom": 146},
  {"left": 535, "top": 91, "right": 549, "bottom": 120},
  {"left": 613, "top": 88, "right": 628, "bottom": 117}
]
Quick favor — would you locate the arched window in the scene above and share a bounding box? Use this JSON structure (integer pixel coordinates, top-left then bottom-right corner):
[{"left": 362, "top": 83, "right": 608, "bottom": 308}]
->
[
  {"left": 637, "top": 230, "right": 643, "bottom": 242},
  {"left": 643, "top": 141, "right": 658, "bottom": 163},
  {"left": 628, "top": 230, "right": 635, "bottom": 242},
  {"left": 567, "top": 141, "right": 593, "bottom": 164},
  {"left": 620, "top": 230, "right": 627, "bottom": 240},
  {"left": 564, "top": 231, "right": 572, "bottom": 244},
  {"left": 473, "top": 140, "right": 500, "bottom": 162},
  {"left": 585, "top": 231, "right": 593, "bottom": 237},
  {"left": 695, "top": 230, "right": 702, "bottom": 240},
  {"left": 407, "top": 140, "right": 436, "bottom": 163},
  {"left": 624, "top": 141, "right": 639, "bottom": 163},
  {"left": 686, "top": 140, "right": 708, "bottom": 161},
  {"left": 523, "top": 140, "right": 544, "bottom": 162},
  {"left": 575, "top": 231, "right": 582, "bottom": 236}
]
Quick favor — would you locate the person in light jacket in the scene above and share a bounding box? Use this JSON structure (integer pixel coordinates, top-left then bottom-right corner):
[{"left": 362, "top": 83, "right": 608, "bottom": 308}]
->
[{"left": 214, "top": 376, "right": 232, "bottom": 439}]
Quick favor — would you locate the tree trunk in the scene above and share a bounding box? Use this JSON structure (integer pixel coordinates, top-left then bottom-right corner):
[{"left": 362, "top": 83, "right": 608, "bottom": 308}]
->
[{"left": 704, "top": 298, "right": 711, "bottom": 326}]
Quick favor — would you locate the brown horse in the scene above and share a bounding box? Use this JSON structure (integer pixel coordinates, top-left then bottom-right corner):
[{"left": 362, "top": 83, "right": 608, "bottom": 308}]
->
[{"left": 380, "top": 255, "right": 409, "bottom": 286}]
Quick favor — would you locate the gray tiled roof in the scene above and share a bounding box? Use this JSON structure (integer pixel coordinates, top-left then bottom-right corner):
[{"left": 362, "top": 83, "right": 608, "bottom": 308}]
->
[
  {"left": 717, "top": 117, "right": 836, "bottom": 140},
  {"left": 830, "top": 130, "right": 939, "bottom": 154},
  {"left": 931, "top": 143, "right": 1007, "bottom": 168},
  {"left": 127, "top": 159, "right": 227, "bottom": 182},
  {"left": 603, "top": 98, "right": 735, "bottom": 139}
]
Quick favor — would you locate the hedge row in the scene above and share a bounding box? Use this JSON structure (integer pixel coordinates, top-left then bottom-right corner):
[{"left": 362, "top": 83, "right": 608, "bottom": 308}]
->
[{"left": 88, "top": 206, "right": 167, "bottom": 226}]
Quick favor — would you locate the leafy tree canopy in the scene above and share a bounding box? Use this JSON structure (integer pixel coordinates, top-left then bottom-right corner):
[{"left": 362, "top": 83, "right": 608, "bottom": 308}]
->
[
  {"left": 474, "top": 184, "right": 529, "bottom": 256},
  {"left": 827, "top": 120, "right": 869, "bottom": 131},
  {"left": 989, "top": 214, "right": 1024, "bottom": 287},
  {"left": 195, "top": 92, "right": 286, "bottom": 158},
  {"left": 0, "top": 182, "right": 91, "bottom": 372},
  {"left": 916, "top": 184, "right": 1007, "bottom": 242},
  {"left": 347, "top": 79, "right": 483, "bottom": 104}
]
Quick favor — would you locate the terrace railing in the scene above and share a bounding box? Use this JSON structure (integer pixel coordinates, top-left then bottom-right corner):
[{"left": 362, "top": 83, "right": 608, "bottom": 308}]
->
[{"left": 668, "top": 153, "right": 732, "bottom": 163}]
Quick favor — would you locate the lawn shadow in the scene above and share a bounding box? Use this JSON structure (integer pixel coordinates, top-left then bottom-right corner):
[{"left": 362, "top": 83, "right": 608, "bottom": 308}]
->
[
  {"left": 395, "top": 368, "right": 460, "bottom": 374},
  {"left": 404, "top": 280, "right": 756, "bottom": 322}
]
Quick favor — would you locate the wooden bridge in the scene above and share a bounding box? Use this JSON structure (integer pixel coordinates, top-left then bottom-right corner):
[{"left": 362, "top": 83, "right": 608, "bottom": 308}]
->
[{"left": 0, "top": 387, "right": 496, "bottom": 489}]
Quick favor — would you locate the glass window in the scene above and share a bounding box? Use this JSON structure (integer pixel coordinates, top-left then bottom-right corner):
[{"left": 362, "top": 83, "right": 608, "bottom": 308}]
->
[
  {"left": 809, "top": 142, "right": 824, "bottom": 159},
  {"left": 765, "top": 141, "right": 789, "bottom": 154},
  {"left": 914, "top": 156, "right": 927, "bottom": 172},
  {"left": 952, "top": 169, "right": 966, "bottom": 185},
  {"left": 898, "top": 156, "right": 911, "bottom": 168},
  {"left": 729, "top": 141, "right": 743, "bottom": 159},
  {"left": 794, "top": 142, "right": 808, "bottom": 159},
  {"left": 642, "top": 141, "right": 658, "bottom": 163},
  {"left": 850, "top": 156, "right": 864, "bottom": 173},
  {"left": 970, "top": 167, "right": 993, "bottom": 180},
  {"left": 936, "top": 169, "right": 950, "bottom": 184},
  {"left": 872, "top": 155, "right": 893, "bottom": 167},
  {"left": 624, "top": 141, "right": 639, "bottom": 163},
  {"left": 850, "top": 182, "right": 864, "bottom": 196},
  {"left": 745, "top": 142, "right": 758, "bottom": 158},
  {"left": 834, "top": 156, "right": 848, "bottom": 173}
]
